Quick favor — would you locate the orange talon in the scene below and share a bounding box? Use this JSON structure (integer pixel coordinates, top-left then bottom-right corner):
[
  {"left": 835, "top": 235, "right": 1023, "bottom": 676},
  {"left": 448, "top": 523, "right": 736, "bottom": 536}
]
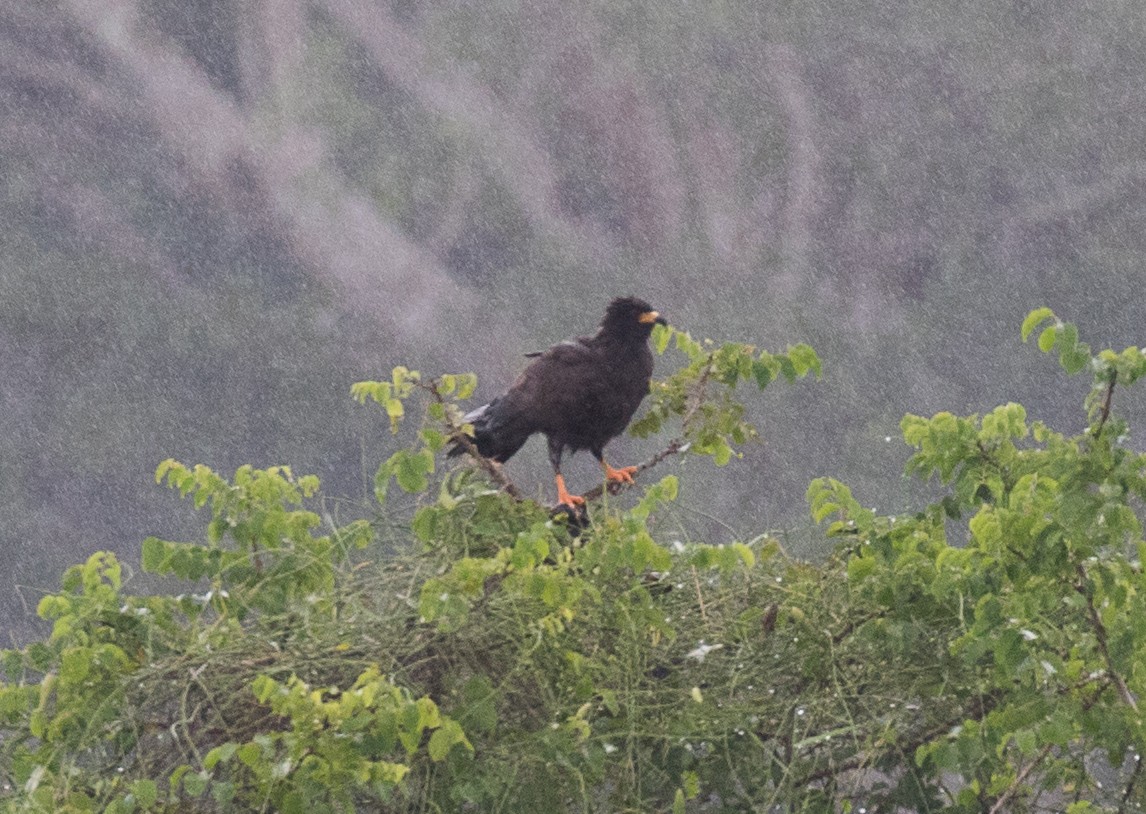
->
[
  {"left": 555, "top": 474, "right": 585, "bottom": 507},
  {"left": 603, "top": 462, "right": 638, "bottom": 484}
]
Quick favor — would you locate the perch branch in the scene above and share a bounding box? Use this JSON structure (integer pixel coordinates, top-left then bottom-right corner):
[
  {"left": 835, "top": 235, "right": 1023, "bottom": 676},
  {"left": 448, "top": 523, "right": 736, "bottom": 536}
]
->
[{"left": 422, "top": 380, "right": 523, "bottom": 500}]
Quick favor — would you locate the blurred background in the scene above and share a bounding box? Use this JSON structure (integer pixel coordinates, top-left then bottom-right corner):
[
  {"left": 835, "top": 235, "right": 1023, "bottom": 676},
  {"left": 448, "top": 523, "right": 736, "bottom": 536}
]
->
[{"left": 4, "top": 0, "right": 1146, "bottom": 638}]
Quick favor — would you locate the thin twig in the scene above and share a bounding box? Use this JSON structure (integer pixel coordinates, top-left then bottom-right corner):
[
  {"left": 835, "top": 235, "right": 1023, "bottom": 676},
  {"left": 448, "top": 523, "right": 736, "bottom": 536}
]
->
[
  {"left": 682, "top": 363, "right": 714, "bottom": 431},
  {"left": 580, "top": 439, "right": 686, "bottom": 502},
  {"left": 691, "top": 565, "right": 708, "bottom": 622},
  {"left": 421, "top": 379, "right": 522, "bottom": 500},
  {"left": 1118, "top": 747, "right": 1144, "bottom": 814},
  {"left": 1076, "top": 563, "right": 1139, "bottom": 711},
  {"left": 987, "top": 743, "right": 1056, "bottom": 814}
]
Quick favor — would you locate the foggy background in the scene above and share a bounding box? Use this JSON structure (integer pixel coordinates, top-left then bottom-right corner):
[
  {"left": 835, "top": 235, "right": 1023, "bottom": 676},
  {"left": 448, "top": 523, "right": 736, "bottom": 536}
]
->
[{"left": 4, "top": 0, "right": 1145, "bottom": 639}]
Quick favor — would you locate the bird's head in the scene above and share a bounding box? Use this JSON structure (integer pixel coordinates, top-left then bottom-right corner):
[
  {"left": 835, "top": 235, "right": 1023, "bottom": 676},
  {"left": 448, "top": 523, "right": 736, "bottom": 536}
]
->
[{"left": 599, "top": 296, "right": 667, "bottom": 340}]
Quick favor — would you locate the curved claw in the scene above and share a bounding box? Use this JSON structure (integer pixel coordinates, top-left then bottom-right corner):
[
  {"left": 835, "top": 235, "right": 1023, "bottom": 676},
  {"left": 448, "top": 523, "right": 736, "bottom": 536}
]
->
[{"left": 603, "top": 463, "right": 638, "bottom": 485}]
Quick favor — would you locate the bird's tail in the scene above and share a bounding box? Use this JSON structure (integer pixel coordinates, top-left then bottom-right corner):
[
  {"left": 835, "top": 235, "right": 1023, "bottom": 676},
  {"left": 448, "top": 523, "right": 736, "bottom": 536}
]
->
[{"left": 447, "top": 399, "right": 530, "bottom": 463}]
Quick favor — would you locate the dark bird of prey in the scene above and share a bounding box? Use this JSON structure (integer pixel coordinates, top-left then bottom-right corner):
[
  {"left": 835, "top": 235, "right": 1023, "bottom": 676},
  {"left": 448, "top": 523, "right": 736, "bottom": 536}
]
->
[{"left": 449, "top": 296, "right": 667, "bottom": 507}]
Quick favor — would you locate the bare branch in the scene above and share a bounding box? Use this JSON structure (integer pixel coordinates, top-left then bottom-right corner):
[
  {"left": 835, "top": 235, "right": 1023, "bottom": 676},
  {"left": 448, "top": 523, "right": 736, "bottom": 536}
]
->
[{"left": 420, "top": 380, "right": 523, "bottom": 501}]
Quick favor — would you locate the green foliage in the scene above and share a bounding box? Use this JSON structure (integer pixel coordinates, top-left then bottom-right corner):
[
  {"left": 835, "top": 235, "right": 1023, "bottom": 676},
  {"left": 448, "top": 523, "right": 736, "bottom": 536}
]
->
[
  {"left": 811, "top": 309, "right": 1146, "bottom": 810},
  {"left": 631, "top": 324, "right": 821, "bottom": 466},
  {"left": 145, "top": 460, "right": 368, "bottom": 620},
  {"left": 352, "top": 371, "right": 477, "bottom": 503},
  {"left": 12, "top": 311, "right": 1146, "bottom": 810},
  {"left": 193, "top": 666, "right": 470, "bottom": 811}
]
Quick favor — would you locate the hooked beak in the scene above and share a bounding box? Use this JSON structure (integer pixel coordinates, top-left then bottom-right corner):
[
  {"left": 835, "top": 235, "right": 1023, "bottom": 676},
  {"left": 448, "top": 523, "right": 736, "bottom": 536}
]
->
[{"left": 639, "top": 310, "right": 667, "bottom": 326}]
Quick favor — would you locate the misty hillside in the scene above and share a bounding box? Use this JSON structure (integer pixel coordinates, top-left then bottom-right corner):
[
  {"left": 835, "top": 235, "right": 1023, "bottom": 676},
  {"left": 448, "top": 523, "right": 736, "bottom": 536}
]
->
[{"left": 5, "top": 0, "right": 1146, "bottom": 637}]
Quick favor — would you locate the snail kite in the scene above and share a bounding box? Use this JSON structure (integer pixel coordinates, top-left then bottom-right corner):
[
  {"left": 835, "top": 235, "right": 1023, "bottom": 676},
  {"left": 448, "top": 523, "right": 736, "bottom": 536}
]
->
[{"left": 450, "top": 296, "right": 667, "bottom": 507}]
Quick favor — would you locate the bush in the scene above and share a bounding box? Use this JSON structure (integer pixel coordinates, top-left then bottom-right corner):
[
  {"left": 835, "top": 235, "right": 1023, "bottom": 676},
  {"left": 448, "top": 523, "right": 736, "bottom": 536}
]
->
[{"left": 4, "top": 313, "right": 1146, "bottom": 812}]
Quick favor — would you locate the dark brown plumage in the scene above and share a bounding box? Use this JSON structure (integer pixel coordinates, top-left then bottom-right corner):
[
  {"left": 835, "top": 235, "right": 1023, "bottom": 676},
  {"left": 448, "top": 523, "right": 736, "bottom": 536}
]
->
[{"left": 450, "top": 296, "right": 667, "bottom": 506}]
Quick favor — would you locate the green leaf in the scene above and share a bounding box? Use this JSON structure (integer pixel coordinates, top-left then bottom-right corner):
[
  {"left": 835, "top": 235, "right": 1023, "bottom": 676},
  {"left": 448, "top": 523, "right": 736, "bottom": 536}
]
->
[
  {"left": 130, "top": 779, "right": 158, "bottom": 809},
  {"left": 458, "top": 374, "right": 477, "bottom": 399},
  {"left": 787, "top": 343, "right": 822, "bottom": 379},
  {"left": 751, "top": 358, "right": 776, "bottom": 389},
  {"left": 395, "top": 449, "right": 434, "bottom": 493},
  {"left": 732, "top": 542, "right": 755, "bottom": 567},
  {"left": 460, "top": 676, "right": 498, "bottom": 733},
  {"left": 847, "top": 554, "right": 877, "bottom": 583},
  {"left": 1037, "top": 325, "right": 1058, "bottom": 353},
  {"left": 374, "top": 459, "right": 394, "bottom": 504},
  {"left": 428, "top": 718, "right": 471, "bottom": 761},
  {"left": 350, "top": 380, "right": 391, "bottom": 405},
  {"left": 211, "top": 781, "right": 237, "bottom": 805},
  {"left": 1061, "top": 347, "right": 1090, "bottom": 375},
  {"left": 1012, "top": 728, "right": 1038, "bottom": 756},
  {"left": 1058, "top": 322, "right": 1079, "bottom": 354},
  {"left": 140, "top": 537, "right": 167, "bottom": 573},
  {"left": 420, "top": 428, "right": 447, "bottom": 452},
  {"left": 980, "top": 402, "right": 1028, "bottom": 441},
  {"left": 204, "top": 742, "right": 238, "bottom": 769},
  {"left": 236, "top": 742, "right": 263, "bottom": 770},
  {"left": 59, "top": 647, "right": 92, "bottom": 685},
  {"left": 1021, "top": 307, "right": 1055, "bottom": 341},
  {"left": 252, "top": 674, "right": 277, "bottom": 704},
  {"left": 968, "top": 507, "right": 1002, "bottom": 548},
  {"left": 385, "top": 398, "right": 405, "bottom": 432},
  {"left": 155, "top": 457, "right": 178, "bottom": 484},
  {"left": 182, "top": 770, "right": 209, "bottom": 797},
  {"left": 681, "top": 770, "right": 700, "bottom": 799}
]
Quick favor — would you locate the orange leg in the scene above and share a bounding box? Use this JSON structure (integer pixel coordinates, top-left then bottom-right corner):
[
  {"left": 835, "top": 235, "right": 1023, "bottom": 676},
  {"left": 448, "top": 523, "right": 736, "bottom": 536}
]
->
[
  {"left": 555, "top": 474, "right": 585, "bottom": 507},
  {"left": 602, "top": 461, "right": 638, "bottom": 484}
]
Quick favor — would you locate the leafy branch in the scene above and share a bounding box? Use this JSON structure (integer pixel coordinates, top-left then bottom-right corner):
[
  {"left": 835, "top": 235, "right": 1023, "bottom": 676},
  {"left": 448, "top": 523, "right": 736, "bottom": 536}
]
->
[
  {"left": 1076, "top": 561, "right": 1138, "bottom": 713},
  {"left": 1023, "top": 306, "right": 1146, "bottom": 436}
]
